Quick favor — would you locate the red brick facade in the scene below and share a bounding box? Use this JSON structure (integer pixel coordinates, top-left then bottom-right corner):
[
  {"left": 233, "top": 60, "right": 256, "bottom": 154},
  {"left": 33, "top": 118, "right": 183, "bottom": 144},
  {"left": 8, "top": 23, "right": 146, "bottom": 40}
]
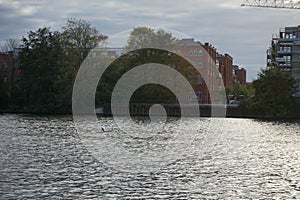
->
[
  {"left": 0, "top": 51, "right": 20, "bottom": 84},
  {"left": 217, "top": 53, "right": 233, "bottom": 87},
  {"left": 176, "top": 39, "right": 219, "bottom": 104},
  {"left": 235, "top": 68, "right": 246, "bottom": 86}
]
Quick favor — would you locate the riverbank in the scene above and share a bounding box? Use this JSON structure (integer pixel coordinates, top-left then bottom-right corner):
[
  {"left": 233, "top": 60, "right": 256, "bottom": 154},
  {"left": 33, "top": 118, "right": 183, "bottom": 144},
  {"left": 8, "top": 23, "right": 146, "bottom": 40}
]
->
[
  {"left": 0, "top": 104, "right": 300, "bottom": 120},
  {"left": 1, "top": 103, "right": 299, "bottom": 119}
]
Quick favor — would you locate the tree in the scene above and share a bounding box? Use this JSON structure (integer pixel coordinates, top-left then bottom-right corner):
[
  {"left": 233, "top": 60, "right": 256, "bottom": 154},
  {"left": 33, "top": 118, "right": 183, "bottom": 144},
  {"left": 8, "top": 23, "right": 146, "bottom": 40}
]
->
[
  {"left": 59, "top": 19, "right": 108, "bottom": 111},
  {"left": 125, "top": 27, "right": 177, "bottom": 51},
  {"left": 124, "top": 27, "right": 197, "bottom": 104},
  {"left": 0, "top": 38, "right": 20, "bottom": 52},
  {"left": 18, "top": 27, "right": 65, "bottom": 113},
  {"left": 251, "top": 67, "right": 296, "bottom": 117},
  {"left": 61, "top": 18, "right": 108, "bottom": 74},
  {"left": 96, "top": 27, "right": 197, "bottom": 106},
  {"left": 226, "top": 83, "right": 254, "bottom": 100}
]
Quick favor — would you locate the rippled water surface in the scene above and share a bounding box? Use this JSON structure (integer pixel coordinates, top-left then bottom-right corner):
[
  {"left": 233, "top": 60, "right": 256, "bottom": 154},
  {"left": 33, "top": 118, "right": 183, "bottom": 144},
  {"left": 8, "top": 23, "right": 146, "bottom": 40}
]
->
[{"left": 0, "top": 114, "right": 300, "bottom": 199}]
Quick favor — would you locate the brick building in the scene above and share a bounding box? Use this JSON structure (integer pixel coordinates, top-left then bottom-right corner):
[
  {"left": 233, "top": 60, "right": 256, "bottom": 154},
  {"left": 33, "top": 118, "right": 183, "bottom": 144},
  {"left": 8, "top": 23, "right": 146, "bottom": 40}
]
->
[
  {"left": 234, "top": 67, "right": 247, "bottom": 86},
  {"left": 217, "top": 53, "right": 234, "bottom": 87},
  {"left": 175, "top": 38, "right": 220, "bottom": 104},
  {"left": 0, "top": 51, "right": 20, "bottom": 84}
]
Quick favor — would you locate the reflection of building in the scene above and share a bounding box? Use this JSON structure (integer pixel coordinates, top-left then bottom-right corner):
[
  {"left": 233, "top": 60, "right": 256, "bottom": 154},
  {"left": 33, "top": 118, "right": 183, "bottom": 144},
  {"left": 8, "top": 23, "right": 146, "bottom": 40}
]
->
[
  {"left": 0, "top": 51, "right": 20, "bottom": 84},
  {"left": 267, "top": 25, "right": 300, "bottom": 96}
]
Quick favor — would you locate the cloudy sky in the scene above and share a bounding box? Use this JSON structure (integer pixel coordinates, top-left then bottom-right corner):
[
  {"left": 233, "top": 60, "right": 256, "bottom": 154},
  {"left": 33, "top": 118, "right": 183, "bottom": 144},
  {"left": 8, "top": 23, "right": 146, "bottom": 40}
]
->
[{"left": 1, "top": 0, "right": 300, "bottom": 81}]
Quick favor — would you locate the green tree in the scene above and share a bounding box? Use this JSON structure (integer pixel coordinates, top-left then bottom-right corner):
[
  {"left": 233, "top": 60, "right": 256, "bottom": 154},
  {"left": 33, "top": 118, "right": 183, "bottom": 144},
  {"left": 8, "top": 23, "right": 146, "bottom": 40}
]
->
[
  {"left": 0, "top": 38, "right": 19, "bottom": 52},
  {"left": 14, "top": 19, "right": 107, "bottom": 113},
  {"left": 61, "top": 18, "right": 108, "bottom": 75},
  {"left": 125, "top": 27, "right": 177, "bottom": 51},
  {"left": 19, "top": 27, "right": 65, "bottom": 113},
  {"left": 251, "top": 68, "right": 296, "bottom": 117},
  {"left": 60, "top": 19, "right": 108, "bottom": 111},
  {"left": 96, "top": 27, "right": 197, "bottom": 107},
  {"left": 226, "top": 83, "right": 254, "bottom": 100}
]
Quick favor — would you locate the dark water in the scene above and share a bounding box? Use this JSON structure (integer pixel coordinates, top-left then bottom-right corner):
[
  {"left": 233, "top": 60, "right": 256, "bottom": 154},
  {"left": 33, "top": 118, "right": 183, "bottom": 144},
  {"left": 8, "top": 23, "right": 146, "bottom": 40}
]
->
[{"left": 0, "top": 114, "right": 300, "bottom": 199}]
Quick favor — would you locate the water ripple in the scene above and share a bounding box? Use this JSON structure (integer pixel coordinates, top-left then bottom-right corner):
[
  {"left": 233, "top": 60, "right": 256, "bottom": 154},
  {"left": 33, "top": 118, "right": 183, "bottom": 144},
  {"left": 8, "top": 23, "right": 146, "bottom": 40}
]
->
[{"left": 0, "top": 114, "right": 299, "bottom": 199}]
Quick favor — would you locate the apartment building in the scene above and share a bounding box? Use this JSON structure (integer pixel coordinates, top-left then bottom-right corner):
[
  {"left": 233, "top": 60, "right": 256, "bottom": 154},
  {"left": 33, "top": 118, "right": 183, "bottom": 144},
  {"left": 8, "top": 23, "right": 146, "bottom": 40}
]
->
[
  {"left": 217, "top": 53, "right": 234, "bottom": 87},
  {"left": 175, "top": 38, "right": 220, "bottom": 104},
  {"left": 233, "top": 65, "right": 247, "bottom": 86},
  {"left": 267, "top": 25, "right": 300, "bottom": 96}
]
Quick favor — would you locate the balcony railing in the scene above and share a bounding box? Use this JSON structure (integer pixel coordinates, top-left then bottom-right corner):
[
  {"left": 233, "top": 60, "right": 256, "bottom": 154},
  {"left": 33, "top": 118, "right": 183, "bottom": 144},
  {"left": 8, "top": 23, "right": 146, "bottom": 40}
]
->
[
  {"left": 277, "top": 50, "right": 292, "bottom": 54},
  {"left": 275, "top": 57, "right": 290, "bottom": 62}
]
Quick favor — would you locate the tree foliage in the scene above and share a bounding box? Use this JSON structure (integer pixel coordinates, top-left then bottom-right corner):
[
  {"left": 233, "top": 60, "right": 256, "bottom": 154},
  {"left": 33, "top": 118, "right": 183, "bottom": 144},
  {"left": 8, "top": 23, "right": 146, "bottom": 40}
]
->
[
  {"left": 96, "top": 27, "right": 197, "bottom": 107},
  {"left": 249, "top": 68, "right": 296, "bottom": 117},
  {"left": 0, "top": 38, "right": 20, "bottom": 52},
  {"left": 59, "top": 19, "right": 108, "bottom": 111},
  {"left": 61, "top": 18, "right": 108, "bottom": 73},
  {"left": 226, "top": 83, "right": 255, "bottom": 100},
  {"left": 125, "top": 27, "right": 177, "bottom": 51},
  {"left": 18, "top": 27, "right": 64, "bottom": 113},
  {"left": 15, "top": 19, "right": 107, "bottom": 113}
]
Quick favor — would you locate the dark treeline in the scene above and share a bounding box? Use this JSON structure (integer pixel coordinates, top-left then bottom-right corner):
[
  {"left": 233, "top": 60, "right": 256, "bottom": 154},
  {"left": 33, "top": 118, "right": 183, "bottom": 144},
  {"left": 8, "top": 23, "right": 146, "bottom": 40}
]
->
[
  {"left": 0, "top": 24, "right": 198, "bottom": 114},
  {"left": 0, "top": 19, "right": 107, "bottom": 113},
  {"left": 240, "top": 67, "right": 300, "bottom": 118},
  {"left": 96, "top": 27, "right": 200, "bottom": 112}
]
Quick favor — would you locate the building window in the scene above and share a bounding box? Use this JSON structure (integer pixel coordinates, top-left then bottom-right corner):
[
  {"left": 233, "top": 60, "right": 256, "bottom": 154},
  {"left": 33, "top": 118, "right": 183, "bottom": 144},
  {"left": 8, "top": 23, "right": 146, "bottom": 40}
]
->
[
  {"left": 189, "top": 50, "right": 193, "bottom": 56},
  {"left": 196, "top": 90, "right": 202, "bottom": 100},
  {"left": 285, "top": 33, "right": 296, "bottom": 39},
  {"left": 279, "top": 46, "right": 291, "bottom": 52},
  {"left": 3, "top": 76, "right": 7, "bottom": 83},
  {"left": 198, "top": 62, "right": 203, "bottom": 68},
  {"left": 197, "top": 49, "right": 203, "bottom": 56},
  {"left": 192, "top": 49, "right": 203, "bottom": 56},
  {"left": 284, "top": 55, "right": 291, "bottom": 62},
  {"left": 194, "top": 50, "right": 198, "bottom": 56}
]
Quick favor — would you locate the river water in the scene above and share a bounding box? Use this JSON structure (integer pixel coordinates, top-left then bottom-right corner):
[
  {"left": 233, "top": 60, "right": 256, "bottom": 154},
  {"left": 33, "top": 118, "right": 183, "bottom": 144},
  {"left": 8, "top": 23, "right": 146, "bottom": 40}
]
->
[{"left": 0, "top": 114, "right": 299, "bottom": 199}]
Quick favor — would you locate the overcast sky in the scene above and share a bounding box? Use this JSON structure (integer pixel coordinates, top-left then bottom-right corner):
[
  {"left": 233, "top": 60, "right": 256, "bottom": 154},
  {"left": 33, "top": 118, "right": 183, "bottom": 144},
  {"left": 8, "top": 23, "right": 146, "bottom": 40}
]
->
[{"left": 1, "top": 0, "right": 300, "bottom": 81}]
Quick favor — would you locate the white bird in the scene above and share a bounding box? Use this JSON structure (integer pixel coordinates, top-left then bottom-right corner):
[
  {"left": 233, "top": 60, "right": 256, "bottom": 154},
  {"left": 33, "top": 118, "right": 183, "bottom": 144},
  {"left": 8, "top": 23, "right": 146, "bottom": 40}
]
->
[{"left": 101, "top": 126, "right": 106, "bottom": 132}]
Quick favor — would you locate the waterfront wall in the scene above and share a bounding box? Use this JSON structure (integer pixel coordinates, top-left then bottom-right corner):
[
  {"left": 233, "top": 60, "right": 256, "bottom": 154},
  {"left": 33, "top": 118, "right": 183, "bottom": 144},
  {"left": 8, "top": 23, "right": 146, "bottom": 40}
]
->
[{"left": 102, "top": 103, "right": 263, "bottom": 118}]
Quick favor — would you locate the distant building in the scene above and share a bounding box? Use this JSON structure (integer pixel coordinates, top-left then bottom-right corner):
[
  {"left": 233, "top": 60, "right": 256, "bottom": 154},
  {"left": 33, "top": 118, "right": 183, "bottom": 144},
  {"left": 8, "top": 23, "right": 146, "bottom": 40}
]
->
[
  {"left": 0, "top": 50, "right": 20, "bottom": 84},
  {"left": 234, "top": 66, "right": 247, "bottom": 86},
  {"left": 217, "top": 53, "right": 234, "bottom": 87},
  {"left": 233, "top": 64, "right": 239, "bottom": 71},
  {"left": 90, "top": 47, "right": 123, "bottom": 58},
  {"left": 175, "top": 38, "right": 219, "bottom": 104},
  {"left": 174, "top": 39, "right": 248, "bottom": 103},
  {"left": 267, "top": 25, "right": 300, "bottom": 96}
]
